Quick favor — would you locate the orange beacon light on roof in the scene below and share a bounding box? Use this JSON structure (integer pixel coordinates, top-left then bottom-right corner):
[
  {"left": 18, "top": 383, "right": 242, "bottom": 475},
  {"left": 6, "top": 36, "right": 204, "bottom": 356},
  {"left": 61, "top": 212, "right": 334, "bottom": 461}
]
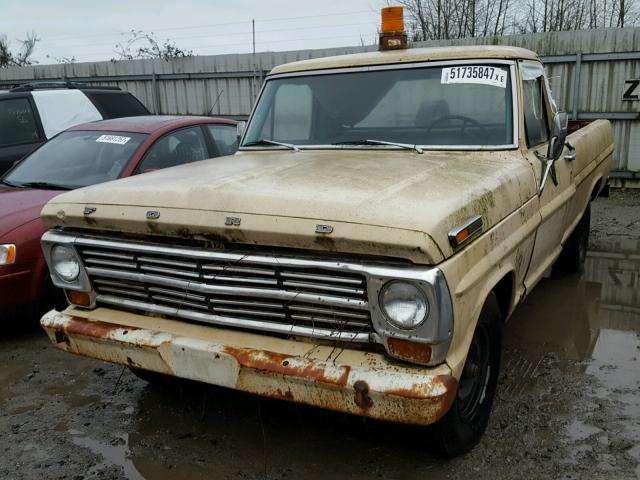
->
[{"left": 379, "top": 6, "right": 407, "bottom": 50}]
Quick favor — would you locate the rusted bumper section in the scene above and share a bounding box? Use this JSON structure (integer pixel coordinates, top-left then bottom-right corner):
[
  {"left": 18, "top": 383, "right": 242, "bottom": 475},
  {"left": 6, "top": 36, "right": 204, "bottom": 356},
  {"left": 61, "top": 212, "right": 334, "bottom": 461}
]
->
[{"left": 41, "top": 309, "right": 457, "bottom": 425}]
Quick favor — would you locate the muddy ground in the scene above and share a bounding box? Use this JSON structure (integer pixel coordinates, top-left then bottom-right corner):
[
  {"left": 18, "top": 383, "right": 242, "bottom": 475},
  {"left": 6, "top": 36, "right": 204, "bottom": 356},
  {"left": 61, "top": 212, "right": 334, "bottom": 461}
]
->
[{"left": 1, "top": 190, "right": 639, "bottom": 480}]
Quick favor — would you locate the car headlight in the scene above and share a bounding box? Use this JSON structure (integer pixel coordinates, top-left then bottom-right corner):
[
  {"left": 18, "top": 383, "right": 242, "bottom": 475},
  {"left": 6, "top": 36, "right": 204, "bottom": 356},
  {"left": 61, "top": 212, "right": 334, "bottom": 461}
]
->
[
  {"left": 0, "top": 244, "right": 16, "bottom": 265},
  {"left": 51, "top": 245, "right": 80, "bottom": 282},
  {"left": 379, "top": 281, "right": 429, "bottom": 329}
]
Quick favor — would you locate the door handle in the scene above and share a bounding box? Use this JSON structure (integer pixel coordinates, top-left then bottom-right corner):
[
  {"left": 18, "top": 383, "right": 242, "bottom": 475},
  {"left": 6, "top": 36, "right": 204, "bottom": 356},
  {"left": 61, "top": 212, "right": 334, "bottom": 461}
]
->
[{"left": 564, "top": 153, "right": 576, "bottom": 161}]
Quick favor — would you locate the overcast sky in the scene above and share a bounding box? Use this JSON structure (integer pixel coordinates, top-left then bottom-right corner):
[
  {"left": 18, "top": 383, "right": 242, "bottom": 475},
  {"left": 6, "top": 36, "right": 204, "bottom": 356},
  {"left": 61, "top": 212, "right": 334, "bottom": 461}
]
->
[{"left": 0, "top": 0, "right": 386, "bottom": 65}]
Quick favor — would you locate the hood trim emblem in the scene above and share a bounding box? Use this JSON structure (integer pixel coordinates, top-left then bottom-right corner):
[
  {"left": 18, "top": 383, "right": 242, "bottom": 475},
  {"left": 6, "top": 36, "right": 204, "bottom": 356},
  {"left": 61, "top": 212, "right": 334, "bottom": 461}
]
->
[
  {"left": 83, "top": 207, "right": 96, "bottom": 215},
  {"left": 315, "top": 224, "right": 334, "bottom": 234},
  {"left": 146, "top": 210, "right": 161, "bottom": 220},
  {"left": 225, "top": 216, "right": 241, "bottom": 226}
]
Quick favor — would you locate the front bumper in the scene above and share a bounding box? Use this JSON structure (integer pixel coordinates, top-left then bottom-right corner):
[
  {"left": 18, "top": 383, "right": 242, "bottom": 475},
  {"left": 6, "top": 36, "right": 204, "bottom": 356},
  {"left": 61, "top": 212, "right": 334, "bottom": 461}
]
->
[{"left": 41, "top": 307, "right": 457, "bottom": 425}]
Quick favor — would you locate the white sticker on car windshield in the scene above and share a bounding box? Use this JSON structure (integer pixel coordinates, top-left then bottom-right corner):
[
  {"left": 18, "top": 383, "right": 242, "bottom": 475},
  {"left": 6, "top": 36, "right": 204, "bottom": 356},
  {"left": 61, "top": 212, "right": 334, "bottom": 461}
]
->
[
  {"left": 96, "top": 135, "right": 131, "bottom": 145},
  {"left": 441, "top": 66, "right": 508, "bottom": 88}
]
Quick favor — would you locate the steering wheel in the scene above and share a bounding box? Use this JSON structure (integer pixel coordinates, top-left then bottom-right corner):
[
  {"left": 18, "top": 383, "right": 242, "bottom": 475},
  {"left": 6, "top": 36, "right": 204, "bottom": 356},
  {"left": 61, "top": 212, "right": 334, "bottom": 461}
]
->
[{"left": 425, "top": 115, "right": 489, "bottom": 144}]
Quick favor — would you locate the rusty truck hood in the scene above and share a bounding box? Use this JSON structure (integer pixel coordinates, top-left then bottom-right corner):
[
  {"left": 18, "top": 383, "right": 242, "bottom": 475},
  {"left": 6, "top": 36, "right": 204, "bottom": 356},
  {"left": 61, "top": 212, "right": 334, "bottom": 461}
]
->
[{"left": 41, "top": 149, "right": 537, "bottom": 264}]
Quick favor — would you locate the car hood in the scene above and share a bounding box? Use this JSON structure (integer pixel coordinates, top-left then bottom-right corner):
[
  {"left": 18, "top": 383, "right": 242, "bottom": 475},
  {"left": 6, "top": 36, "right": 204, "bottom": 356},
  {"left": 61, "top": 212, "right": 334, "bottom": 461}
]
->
[
  {"left": 0, "top": 185, "right": 60, "bottom": 238},
  {"left": 41, "top": 150, "right": 537, "bottom": 264}
]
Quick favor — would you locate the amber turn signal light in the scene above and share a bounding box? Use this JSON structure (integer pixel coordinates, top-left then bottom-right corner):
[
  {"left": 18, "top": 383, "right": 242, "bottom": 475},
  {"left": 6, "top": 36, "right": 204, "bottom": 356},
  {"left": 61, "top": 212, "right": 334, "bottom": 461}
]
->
[
  {"left": 66, "top": 290, "right": 92, "bottom": 307},
  {"left": 448, "top": 215, "right": 484, "bottom": 248},
  {"left": 0, "top": 244, "right": 16, "bottom": 265},
  {"left": 455, "top": 228, "right": 470, "bottom": 244},
  {"left": 387, "top": 338, "right": 432, "bottom": 364}
]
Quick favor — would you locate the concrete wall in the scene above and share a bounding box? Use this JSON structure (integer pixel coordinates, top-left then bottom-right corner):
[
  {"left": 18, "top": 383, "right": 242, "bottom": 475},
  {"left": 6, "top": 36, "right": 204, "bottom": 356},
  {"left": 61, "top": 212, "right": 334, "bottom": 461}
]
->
[{"left": 1, "top": 28, "right": 639, "bottom": 177}]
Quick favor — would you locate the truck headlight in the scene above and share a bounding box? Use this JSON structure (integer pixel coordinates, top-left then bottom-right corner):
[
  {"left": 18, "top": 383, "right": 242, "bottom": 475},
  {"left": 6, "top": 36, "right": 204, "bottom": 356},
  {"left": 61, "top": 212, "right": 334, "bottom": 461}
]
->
[
  {"left": 0, "top": 244, "right": 16, "bottom": 265},
  {"left": 379, "top": 281, "right": 429, "bottom": 329},
  {"left": 51, "top": 245, "right": 80, "bottom": 282}
]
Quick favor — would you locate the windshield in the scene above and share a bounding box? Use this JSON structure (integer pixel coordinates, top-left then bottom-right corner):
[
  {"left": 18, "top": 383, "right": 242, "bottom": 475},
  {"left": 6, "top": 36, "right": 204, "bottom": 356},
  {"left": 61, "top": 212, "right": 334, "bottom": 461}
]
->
[
  {"left": 242, "top": 63, "right": 514, "bottom": 149},
  {"left": 4, "top": 131, "right": 146, "bottom": 189}
]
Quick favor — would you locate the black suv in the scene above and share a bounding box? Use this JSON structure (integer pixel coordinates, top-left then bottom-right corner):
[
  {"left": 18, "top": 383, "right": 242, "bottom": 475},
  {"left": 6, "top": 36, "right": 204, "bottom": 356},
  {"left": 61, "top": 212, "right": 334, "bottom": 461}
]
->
[{"left": 0, "top": 82, "right": 149, "bottom": 175}]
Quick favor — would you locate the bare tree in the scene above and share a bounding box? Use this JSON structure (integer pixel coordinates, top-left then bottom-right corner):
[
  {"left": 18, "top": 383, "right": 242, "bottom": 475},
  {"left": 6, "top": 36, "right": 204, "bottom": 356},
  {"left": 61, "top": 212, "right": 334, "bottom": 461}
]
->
[
  {"left": 400, "top": 0, "right": 638, "bottom": 39},
  {"left": 399, "top": 0, "right": 518, "bottom": 40},
  {"left": 46, "top": 54, "right": 77, "bottom": 64},
  {"left": 113, "top": 30, "right": 193, "bottom": 61},
  {"left": 518, "top": 0, "right": 640, "bottom": 30},
  {"left": 0, "top": 31, "right": 40, "bottom": 67}
]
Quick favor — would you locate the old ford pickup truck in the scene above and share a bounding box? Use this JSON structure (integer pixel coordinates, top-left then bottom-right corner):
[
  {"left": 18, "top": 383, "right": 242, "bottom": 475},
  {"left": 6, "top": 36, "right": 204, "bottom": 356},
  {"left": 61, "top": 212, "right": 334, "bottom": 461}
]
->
[{"left": 38, "top": 40, "right": 613, "bottom": 455}]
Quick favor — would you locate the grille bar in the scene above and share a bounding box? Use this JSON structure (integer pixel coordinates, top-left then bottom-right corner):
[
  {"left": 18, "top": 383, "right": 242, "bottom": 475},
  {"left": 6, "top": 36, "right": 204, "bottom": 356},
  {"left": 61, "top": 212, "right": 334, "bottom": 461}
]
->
[
  {"left": 96, "top": 294, "right": 371, "bottom": 342},
  {"left": 86, "top": 267, "right": 368, "bottom": 309},
  {"left": 280, "top": 270, "right": 363, "bottom": 285}
]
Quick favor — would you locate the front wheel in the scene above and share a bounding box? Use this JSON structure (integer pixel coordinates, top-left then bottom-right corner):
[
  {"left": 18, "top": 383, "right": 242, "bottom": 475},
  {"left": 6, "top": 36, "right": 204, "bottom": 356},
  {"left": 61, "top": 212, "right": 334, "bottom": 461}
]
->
[{"left": 434, "top": 292, "right": 502, "bottom": 457}]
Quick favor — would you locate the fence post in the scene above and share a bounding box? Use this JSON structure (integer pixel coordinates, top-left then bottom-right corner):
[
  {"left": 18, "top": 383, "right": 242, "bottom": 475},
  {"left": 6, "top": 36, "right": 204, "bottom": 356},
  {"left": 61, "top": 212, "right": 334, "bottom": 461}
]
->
[
  {"left": 572, "top": 50, "right": 583, "bottom": 120},
  {"left": 151, "top": 72, "right": 159, "bottom": 114}
]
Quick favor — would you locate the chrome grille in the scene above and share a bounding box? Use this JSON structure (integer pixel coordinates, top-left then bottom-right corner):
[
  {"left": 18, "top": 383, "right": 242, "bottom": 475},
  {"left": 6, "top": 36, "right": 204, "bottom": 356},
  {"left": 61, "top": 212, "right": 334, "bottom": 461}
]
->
[{"left": 76, "top": 238, "right": 373, "bottom": 342}]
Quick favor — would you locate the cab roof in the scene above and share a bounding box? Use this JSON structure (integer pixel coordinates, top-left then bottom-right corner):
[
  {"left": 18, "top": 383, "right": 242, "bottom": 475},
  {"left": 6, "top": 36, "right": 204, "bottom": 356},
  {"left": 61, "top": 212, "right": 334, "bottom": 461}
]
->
[{"left": 270, "top": 45, "right": 539, "bottom": 75}]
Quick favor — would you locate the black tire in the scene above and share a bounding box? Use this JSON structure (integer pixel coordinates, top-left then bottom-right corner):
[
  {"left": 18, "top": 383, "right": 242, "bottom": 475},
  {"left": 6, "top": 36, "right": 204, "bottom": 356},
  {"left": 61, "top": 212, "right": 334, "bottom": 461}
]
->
[
  {"left": 555, "top": 204, "right": 590, "bottom": 274},
  {"left": 42, "top": 277, "right": 68, "bottom": 312},
  {"left": 25, "top": 278, "right": 67, "bottom": 323},
  {"left": 435, "top": 292, "right": 502, "bottom": 457}
]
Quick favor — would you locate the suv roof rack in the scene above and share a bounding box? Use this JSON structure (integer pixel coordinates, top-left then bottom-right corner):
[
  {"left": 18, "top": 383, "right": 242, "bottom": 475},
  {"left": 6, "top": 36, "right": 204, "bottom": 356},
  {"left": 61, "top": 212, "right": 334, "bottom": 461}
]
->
[{"left": 9, "top": 81, "right": 122, "bottom": 92}]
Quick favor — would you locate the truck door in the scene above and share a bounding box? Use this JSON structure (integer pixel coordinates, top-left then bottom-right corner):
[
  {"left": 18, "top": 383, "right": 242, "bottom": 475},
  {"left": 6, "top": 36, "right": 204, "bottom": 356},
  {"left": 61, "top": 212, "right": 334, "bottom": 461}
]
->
[{"left": 521, "top": 62, "right": 574, "bottom": 291}]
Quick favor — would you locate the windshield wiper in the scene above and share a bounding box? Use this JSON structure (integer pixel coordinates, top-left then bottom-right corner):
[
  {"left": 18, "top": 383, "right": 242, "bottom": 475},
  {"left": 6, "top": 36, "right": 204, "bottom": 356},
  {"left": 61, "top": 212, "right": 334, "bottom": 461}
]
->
[
  {"left": 18, "top": 181, "right": 71, "bottom": 190},
  {"left": 333, "top": 139, "right": 423, "bottom": 154},
  {"left": 243, "top": 138, "right": 300, "bottom": 152}
]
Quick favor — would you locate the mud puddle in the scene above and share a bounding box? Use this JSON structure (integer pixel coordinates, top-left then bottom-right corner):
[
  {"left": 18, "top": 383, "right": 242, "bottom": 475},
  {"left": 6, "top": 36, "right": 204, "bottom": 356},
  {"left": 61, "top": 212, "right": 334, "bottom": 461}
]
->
[{"left": 500, "top": 238, "right": 640, "bottom": 478}]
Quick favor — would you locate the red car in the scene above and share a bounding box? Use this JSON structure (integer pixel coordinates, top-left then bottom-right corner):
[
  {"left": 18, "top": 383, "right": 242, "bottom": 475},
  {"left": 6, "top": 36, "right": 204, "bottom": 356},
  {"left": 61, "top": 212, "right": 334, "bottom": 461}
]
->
[{"left": 0, "top": 115, "right": 238, "bottom": 321}]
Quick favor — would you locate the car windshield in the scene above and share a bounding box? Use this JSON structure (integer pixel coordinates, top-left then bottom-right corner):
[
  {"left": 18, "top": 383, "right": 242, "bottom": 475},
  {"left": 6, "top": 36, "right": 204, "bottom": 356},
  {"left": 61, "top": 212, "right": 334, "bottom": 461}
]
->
[
  {"left": 4, "top": 131, "right": 147, "bottom": 189},
  {"left": 242, "top": 63, "right": 514, "bottom": 149}
]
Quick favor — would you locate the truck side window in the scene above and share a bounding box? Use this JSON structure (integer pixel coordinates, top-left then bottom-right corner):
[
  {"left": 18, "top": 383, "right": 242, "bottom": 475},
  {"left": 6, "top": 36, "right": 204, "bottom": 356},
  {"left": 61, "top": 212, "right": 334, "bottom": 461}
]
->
[
  {"left": 0, "top": 98, "right": 40, "bottom": 147},
  {"left": 136, "top": 127, "right": 208, "bottom": 173},
  {"left": 522, "top": 77, "right": 549, "bottom": 147}
]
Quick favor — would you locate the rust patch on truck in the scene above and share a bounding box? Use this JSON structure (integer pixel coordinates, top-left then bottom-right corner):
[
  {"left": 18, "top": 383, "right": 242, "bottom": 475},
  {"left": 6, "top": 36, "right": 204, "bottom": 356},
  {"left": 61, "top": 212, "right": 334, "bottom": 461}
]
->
[
  {"left": 387, "top": 338, "right": 432, "bottom": 364},
  {"left": 223, "top": 346, "right": 351, "bottom": 387},
  {"left": 433, "top": 375, "right": 458, "bottom": 420},
  {"left": 353, "top": 380, "right": 373, "bottom": 409},
  {"left": 62, "top": 316, "right": 138, "bottom": 339},
  {"left": 386, "top": 374, "right": 458, "bottom": 421},
  {"left": 385, "top": 374, "right": 457, "bottom": 399},
  {"left": 267, "top": 388, "right": 295, "bottom": 402}
]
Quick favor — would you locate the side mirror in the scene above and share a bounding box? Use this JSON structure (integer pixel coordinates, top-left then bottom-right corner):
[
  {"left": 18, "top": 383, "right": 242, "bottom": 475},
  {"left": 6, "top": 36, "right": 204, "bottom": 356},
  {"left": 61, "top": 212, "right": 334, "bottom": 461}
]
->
[{"left": 548, "top": 112, "right": 568, "bottom": 160}]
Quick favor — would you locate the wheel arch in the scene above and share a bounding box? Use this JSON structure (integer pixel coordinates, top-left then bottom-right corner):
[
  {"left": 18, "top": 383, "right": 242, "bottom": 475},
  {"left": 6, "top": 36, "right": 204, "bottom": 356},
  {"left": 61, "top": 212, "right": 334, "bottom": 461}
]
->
[
  {"left": 446, "top": 266, "right": 516, "bottom": 379},
  {"left": 590, "top": 176, "right": 604, "bottom": 201},
  {"left": 492, "top": 271, "right": 515, "bottom": 322}
]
